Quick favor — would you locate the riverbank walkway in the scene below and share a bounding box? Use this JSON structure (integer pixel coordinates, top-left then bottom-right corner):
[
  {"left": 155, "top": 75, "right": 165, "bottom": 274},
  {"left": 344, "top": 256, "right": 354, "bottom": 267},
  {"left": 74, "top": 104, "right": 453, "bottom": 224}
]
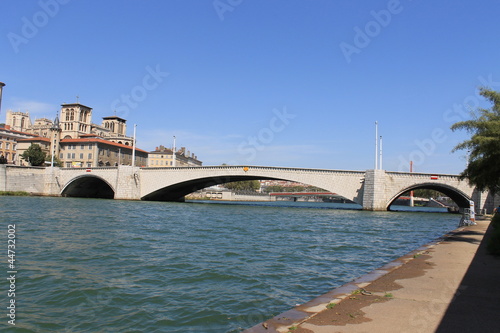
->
[{"left": 244, "top": 217, "right": 499, "bottom": 333}]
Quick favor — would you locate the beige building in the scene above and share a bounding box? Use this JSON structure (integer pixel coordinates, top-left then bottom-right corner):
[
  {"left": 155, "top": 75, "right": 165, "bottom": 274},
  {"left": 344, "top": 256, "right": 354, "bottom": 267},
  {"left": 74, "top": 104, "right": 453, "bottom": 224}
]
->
[
  {"left": 6, "top": 103, "right": 134, "bottom": 146},
  {"left": 5, "top": 111, "right": 32, "bottom": 132},
  {"left": 148, "top": 145, "right": 202, "bottom": 167},
  {"left": 0, "top": 125, "right": 37, "bottom": 164},
  {"left": 59, "top": 136, "right": 147, "bottom": 168},
  {"left": 6, "top": 102, "right": 146, "bottom": 167}
]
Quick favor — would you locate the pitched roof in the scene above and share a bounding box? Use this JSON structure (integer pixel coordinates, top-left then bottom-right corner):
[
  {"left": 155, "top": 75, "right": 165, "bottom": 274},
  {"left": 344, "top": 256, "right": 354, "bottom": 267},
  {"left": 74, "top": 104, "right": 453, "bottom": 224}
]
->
[
  {"left": 18, "top": 136, "right": 50, "bottom": 143},
  {"left": 60, "top": 138, "right": 148, "bottom": 153},
  {"left": 0, "top": 127, "right": 38, "bottom": 137}
]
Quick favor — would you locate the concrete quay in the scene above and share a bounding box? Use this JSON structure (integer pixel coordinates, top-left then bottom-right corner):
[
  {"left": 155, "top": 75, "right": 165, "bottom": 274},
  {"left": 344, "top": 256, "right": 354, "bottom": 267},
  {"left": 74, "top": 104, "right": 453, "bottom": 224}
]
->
[{"left": 243, "top": 217, "right": 499, "bottom": 333}]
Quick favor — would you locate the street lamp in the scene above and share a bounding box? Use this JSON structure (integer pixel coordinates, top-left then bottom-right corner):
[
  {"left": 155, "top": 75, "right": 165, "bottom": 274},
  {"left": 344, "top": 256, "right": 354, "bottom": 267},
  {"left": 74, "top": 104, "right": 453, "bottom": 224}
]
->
[
  {"left": 0, "top": 82, "right": 6, "bottom": 116},
  {"left": 172, "top": 135, "right": 176, "bottom": 167}
]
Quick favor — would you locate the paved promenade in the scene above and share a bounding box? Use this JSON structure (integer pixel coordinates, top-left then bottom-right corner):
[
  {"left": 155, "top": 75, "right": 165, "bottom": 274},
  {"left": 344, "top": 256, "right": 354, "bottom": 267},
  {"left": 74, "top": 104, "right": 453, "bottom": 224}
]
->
[{"left": 244, "top": 217, "right": 499, "bottom": 333}]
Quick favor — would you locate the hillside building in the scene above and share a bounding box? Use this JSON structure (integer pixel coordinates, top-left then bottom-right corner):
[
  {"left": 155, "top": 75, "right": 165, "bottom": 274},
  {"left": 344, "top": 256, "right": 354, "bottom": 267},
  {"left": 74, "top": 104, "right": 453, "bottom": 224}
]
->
[
  {"left": 148, "top": 145, "right": 202, "bottom": 167},
  {"left": 5, "top": 102, "right": 147, "bottom": 167}
]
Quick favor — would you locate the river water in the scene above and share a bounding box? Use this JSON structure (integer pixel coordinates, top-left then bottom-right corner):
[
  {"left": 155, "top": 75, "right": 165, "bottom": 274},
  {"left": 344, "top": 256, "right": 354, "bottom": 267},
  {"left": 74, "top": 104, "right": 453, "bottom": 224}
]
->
[{"left": 1, "top": 196, "right": 459, "bottom": 332}]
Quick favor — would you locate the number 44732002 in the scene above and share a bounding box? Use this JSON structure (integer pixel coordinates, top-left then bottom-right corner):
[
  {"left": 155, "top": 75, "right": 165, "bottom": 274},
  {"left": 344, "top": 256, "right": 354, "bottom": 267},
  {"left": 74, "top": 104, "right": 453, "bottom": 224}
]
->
[{"left": 8, "top": 224, "right": 16, "bottom": 269}]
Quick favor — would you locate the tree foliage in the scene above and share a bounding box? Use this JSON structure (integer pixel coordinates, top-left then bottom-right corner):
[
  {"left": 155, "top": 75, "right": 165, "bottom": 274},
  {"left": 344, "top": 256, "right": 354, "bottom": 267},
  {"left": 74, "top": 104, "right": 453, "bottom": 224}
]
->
[
  {"left": 223, "top": 180, "right": 260, "bottom": 192},
  {"left": 0, "top": 155, "right": 7, "bottom": 164},
  {"left": 451, "top": 88, "right": 500, "bottom": 192},
  {"left": 21, "top": 144, "right": 47, "bottom": 166}
]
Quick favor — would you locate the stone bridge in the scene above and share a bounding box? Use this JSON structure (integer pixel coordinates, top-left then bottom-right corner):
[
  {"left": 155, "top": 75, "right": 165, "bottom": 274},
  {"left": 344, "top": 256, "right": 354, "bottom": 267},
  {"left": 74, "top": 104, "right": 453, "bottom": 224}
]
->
[{"left": 0, "top": 165, "right": 497, "bottom": 212}]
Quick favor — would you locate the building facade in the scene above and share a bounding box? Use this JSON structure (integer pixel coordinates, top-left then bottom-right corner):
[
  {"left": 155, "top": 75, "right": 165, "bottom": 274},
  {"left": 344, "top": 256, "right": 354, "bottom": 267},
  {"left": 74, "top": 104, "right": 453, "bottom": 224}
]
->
[
  {"left": 0, "top": 125, "right": 37, "bottom": 164},
  {"left": 5, "top": 102, "right": 146, "bottom": 167},
  {"left": 148, "top": 145, "right": 202, "bottom": 167}
]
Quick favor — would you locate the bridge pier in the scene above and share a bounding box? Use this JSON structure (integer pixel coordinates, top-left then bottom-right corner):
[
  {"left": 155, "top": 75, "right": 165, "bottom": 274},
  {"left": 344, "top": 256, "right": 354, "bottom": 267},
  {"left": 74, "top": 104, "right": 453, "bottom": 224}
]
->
[
  {"left": 362, "top": 169, "right": 388, "bottom": 211},
  {"left": 113, "top": 166, "right": 141, "bottom": 200}
]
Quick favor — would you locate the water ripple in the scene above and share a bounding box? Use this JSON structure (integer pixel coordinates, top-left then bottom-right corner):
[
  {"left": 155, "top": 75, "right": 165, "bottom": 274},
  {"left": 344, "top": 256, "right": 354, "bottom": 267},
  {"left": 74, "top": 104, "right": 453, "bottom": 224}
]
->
[{"left": 1, "top": 196, "right": 459, "bottom": 332}]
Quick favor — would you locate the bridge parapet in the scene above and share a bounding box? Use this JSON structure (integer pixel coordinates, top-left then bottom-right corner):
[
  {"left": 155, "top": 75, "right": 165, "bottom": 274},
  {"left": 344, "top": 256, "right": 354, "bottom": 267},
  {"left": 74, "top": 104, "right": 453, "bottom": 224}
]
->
[{"left": 2, "top": 165, "right": 497, "bottom": 212}]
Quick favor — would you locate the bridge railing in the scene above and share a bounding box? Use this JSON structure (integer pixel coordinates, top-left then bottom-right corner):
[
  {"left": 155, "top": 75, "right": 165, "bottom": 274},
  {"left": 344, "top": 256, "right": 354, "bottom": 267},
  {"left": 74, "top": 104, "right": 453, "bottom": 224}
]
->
[
  {"left": 140, "top": 165, "right": 367, "bottom": 175},
  {"left": 60, "top": 167, "right": 119, "bottom": 170}
]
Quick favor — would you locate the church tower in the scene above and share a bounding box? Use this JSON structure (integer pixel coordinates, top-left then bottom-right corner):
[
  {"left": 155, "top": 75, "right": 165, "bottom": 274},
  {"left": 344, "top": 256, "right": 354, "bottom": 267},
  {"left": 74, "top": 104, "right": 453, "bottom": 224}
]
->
[
  {"left": 49, "top": 115, "right": 61, "bottom": 166},
  {"left": 102, "top": 116, "right": 127, "bottom": 136},
  {"left": 60, "top": 103, "right": 92, "bottom": 139},
  {"left": 6, "top": 110, "right": 32, "bottom": 132}
]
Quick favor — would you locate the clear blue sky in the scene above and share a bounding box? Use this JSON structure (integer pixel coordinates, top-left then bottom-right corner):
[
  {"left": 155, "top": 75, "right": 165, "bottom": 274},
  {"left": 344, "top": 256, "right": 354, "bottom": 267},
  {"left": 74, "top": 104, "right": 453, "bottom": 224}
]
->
[{"left": 2, "top": 0, "right": 499, "bottom": 173}]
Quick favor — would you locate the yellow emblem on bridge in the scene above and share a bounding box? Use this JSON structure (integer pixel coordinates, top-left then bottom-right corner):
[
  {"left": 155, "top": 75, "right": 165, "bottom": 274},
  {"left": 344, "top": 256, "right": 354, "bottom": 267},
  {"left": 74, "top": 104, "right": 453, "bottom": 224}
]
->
[{"left": 243, "top": 167, "right": 249, "bottom": 172}]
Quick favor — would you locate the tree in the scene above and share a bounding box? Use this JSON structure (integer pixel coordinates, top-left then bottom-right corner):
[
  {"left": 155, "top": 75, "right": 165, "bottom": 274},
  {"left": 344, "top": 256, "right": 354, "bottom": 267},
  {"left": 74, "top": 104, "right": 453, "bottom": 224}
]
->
[
  {"left": 0, "top": 155, "right": 7, "bottom": 164},
  {"left": 223, "top": 180, "right": 261, "bottom": 192},
  {"left": 21, "top": 144, "right": 46, "bottom": 166},
  {"left": 451, "top": 88, "right": 500, "bottom": 192}
]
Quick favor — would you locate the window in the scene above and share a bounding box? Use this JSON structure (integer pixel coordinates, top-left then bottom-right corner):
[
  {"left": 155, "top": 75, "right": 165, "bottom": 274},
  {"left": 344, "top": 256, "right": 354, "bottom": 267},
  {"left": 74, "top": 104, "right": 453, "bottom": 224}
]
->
[
  {"left": 81, "top": 144, "right": 84, "bottom": 149},
  {"left": 80, "top": 153, "right": 84, "bottom": 159},
  {"left": 88, "top": 153, "right": 92, "bottom": 159},
  {"left": 66, "top": 162, "right": 72, "bottom": 167},
  {"left": 87, "top": 162, "right": 92, "bottom": 167},
  {"left": 13, "top": 144, "right": 16, "bottom": 150},
  {"left": 71, "top": 153, "right": 75, "bottom": 159},
  {"left": 67, "top": 153, "right": 71, "bottom": 159},
  {"left": 0, "top": 142, "right": 2, "bottom": 148},
  {"left": 6, "top": 143, "right": 9, "bottom": 149},
  {"left": 60, "top": 153, "right": 63, "bottom": 159}
]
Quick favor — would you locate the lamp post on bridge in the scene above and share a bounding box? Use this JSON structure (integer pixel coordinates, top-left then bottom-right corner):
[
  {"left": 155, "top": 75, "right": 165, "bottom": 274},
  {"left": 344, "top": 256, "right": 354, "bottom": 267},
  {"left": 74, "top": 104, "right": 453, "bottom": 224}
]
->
[
  {"left": 172, "top": 135, "right": 176, "bottom": 167},
  {"left": 132, "top": 124, "right": 136, "bottom": 167},
  {"left": 379, "top": 135, "right": 383, "bottom": 170},
  {"left": 375, "top": 121, "right": 378, "bottom": 170}
]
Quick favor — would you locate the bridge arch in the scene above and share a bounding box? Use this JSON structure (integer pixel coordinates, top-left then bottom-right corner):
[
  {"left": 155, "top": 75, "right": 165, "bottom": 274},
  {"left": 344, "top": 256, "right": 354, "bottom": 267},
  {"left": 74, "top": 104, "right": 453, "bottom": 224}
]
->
[
  {"left": 61, "top": 175, "right": 115, "bottom": 199},
  {"left": 142, "top": 175, "right": 281, "bottom": 201},
  {"left": 140, "top": 166, "right": 366, "bottom": 203},
  {"left": 387, "top": 182, "right": 471, "bottom": 211}
]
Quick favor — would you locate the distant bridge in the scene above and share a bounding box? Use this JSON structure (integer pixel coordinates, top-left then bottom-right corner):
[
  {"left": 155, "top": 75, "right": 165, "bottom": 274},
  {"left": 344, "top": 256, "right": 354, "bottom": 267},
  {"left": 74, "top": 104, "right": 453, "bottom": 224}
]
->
[{"left": 0, "top": 165, "right": 497, "bottom": 212}]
